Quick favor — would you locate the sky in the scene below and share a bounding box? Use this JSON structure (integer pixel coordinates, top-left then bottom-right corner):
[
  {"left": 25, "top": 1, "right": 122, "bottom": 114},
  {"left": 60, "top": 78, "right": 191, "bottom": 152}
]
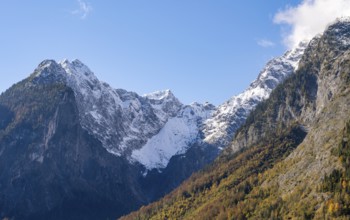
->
[{"left": 1, "top": 0, "right": 349, "bottom": 105}]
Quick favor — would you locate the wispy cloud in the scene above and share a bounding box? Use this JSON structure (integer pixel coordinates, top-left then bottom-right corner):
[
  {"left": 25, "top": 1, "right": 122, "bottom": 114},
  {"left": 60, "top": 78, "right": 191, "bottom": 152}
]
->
[
  {"left": 71, "top": 0, "right": 92, "bottom": 19},
  {"left": 274, "top": 0, "right": 350, "bottom": 48},
  {"left": 257, "top": 39, "right": 275, "bottom": 48}
]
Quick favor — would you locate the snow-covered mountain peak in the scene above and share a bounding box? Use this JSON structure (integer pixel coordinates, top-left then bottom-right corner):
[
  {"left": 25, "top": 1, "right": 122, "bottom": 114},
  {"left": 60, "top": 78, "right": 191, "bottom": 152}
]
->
[
  {"left": 203, "top": 41, "right": 308, "bottom": 147},
  {"left": 252, "top": 42, "right": 307, "bottom": 91},
  {"left": 328, "top": 16, "right": 350, "bottom": 31},
  {"left": 284, "top": 41, "right": 309, "bottom": 69},
  {"left": 29, "top": 59, "right": 190, "bottom": 159},
  {"left": 326, "top": 18, "right": 350, "bottom": 47},
  {"left": 59, "top": 59, "right": 98, "bottom": 81},
  {"left": 143, "top": 89, "right": 181, "bottom": 107},
  {"left": 33, "top": 59, "right": 99, "bottom": 87},
  {"left": 37, "top": 59, "right": 58, "bottom": 69},
  {"left": 35, "top": 59, "right": 59, "bottom": 74},
  {"left": 71, "top": 59, "right": 95, "bottom": 75},
  {"left": 32, "top": 59, "right": 67, "bottom": 84},
  {"left": 143, "top": 89, "right": 183, "bottom": 120},
  {"left": 144, "top": 89, "right": 174, "bottom": 101}
]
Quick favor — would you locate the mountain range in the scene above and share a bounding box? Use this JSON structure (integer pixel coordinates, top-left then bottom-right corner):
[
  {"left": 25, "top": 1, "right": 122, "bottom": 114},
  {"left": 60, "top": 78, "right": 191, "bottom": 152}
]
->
[{"left": 2, "top": 17, "right": 348, "bottom": 220}]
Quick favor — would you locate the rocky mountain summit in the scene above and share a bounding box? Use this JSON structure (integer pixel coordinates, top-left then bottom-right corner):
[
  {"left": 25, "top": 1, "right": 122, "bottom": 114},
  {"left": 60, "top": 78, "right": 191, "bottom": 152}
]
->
[{"left": 33, "top": 59, "right": 184, "bottom": 157}]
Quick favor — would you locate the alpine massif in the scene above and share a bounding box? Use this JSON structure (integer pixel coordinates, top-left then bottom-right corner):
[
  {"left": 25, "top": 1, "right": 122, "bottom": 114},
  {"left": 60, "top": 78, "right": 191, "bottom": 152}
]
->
[
  {"left": 121, "top": 18, "right": 350, "bottom": 219},
  {"left": 0, "top": 46, "right": 304, "bottom": 219},
  {"left": 0, "top": 14, "right": 327, "bottom": 220}
]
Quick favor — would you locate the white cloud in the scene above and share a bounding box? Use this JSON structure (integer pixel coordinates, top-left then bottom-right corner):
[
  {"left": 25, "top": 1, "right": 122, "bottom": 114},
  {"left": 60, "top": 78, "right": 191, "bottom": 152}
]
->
[
  {"left": 257, "top": 39, "right": 275, "bottom": 48},
  {"left": 274, "top": 0, "right": 350, "bottom": 48},
  {"left": 72, "top": 0, "right": 92, "bottom": 19}
]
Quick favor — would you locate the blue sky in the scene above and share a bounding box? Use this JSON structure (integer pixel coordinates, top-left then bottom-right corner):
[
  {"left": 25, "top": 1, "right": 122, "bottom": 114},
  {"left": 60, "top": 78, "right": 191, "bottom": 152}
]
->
[{"left": 0, "top": 0, "right": 333, "bottom": 105}]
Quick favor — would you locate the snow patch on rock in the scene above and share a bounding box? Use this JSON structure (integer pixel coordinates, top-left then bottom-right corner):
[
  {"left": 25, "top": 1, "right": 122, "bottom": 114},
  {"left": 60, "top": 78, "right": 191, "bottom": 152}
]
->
[{"left": 131, "top": 102, "right": 215, "bottom": 170}]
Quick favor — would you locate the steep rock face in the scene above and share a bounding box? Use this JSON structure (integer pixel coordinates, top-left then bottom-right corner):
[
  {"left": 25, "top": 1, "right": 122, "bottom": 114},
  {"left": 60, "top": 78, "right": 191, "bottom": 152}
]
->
[
  {"left": 203, "top": 42, "right": 307, "bottom": 148},
  {"left": 234, "top": 19, "right": 350, "bottom": 219},
  {"left": 120, "top": 18, "right": 350, "bottom": 220},
  {"left": 144, "top": 89, "right": 182, "bottom": 119},
  {"left": 0, "top": 81, "right": 146, "bottom": 220}
]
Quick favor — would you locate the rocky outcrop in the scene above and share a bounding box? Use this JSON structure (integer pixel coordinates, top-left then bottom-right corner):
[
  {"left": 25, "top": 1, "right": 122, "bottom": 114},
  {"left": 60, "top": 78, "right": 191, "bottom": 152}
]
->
[{"left": 0, "top": 82, "right": 145, "bottom": 219}]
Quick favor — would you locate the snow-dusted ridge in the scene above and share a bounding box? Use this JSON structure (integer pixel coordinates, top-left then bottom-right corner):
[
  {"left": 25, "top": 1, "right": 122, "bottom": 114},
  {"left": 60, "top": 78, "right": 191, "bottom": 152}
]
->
[
  {"left": 144, "top": 89, "right": 173, "bottom": 100},
  {"left": 31, "top": 39, "right": 307, "bottom": 171},
  {"left": 135, "top": 42, "right": 307, "bottom": 170},
  {"left": 202, "top": 41, "right": 308, "bottom": 147},
  {"left": 32, "top": 60, "right": 215, "bottom": 170},
  {"left": 129, "top": 39, "right": 307, "bottom": 170}
]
